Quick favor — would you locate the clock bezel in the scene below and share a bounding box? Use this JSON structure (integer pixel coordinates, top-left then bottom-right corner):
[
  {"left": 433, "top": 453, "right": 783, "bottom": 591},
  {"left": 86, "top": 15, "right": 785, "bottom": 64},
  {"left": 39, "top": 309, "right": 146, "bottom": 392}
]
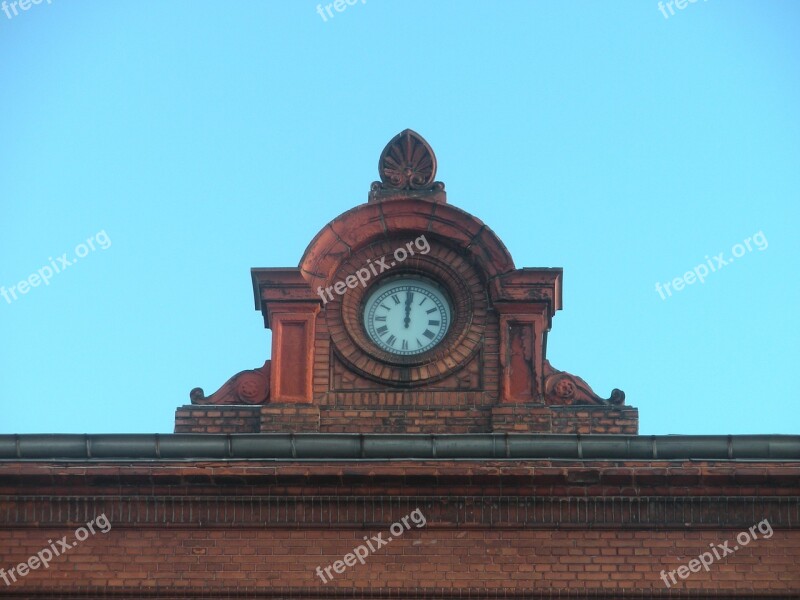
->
[
  {"left": 325, "top": 237, "right": 487, "bottom": 386},
  {"left": 361, "top": 275, "right": 453, "bottom": 357}
]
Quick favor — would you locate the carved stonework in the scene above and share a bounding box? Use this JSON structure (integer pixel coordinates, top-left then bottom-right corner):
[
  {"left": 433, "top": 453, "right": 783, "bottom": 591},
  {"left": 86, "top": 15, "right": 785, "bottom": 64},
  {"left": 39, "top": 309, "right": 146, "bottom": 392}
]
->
[
  {"left": 369, "top": 130, "right": 445, "bottom": 203},
  {"left": 543, "top": 359, "right": 625, "bottom": 406},
  {"left": 379, "top": 129, "right": 437, "bottom": 189},
  {"left": 190, "top": 361, "right": 271, "bottom": 405}
]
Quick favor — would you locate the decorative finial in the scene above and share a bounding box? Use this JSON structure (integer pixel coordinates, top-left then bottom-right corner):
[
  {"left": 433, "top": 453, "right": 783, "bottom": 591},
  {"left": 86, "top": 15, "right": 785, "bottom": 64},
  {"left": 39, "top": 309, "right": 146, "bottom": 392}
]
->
[{"left": 369, "top": 129, "right": 446, "bottom": 203}]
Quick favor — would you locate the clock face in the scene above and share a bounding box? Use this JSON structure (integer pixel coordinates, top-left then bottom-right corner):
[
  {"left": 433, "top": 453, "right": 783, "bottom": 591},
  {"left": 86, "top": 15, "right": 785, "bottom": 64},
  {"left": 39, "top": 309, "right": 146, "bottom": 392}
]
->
[{"left": 363, "top": 278, "right": 451, "bottom": 356}]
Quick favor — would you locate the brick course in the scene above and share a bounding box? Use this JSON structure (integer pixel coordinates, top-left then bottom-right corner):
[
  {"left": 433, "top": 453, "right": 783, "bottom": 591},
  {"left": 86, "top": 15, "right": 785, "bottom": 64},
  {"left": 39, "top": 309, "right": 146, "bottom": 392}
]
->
[{"left": 1, "top": 528, "right": 798, "bottom": 595}]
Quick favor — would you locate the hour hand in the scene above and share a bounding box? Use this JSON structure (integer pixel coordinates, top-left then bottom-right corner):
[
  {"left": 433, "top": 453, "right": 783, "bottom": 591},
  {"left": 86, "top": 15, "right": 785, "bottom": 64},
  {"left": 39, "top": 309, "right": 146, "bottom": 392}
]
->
[{"left": 404, "top": 292, "right": 413, "bottom": 328}]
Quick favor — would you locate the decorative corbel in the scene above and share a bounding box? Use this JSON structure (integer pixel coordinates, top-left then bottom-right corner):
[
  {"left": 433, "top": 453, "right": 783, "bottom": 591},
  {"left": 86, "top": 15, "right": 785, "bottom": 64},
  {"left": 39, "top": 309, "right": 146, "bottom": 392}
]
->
[
  {"left": 190, "top": 360, "right": 271, "bottom": 405},
  {"left": 543, "top": 359, "right": 625, "bottom": 406}
]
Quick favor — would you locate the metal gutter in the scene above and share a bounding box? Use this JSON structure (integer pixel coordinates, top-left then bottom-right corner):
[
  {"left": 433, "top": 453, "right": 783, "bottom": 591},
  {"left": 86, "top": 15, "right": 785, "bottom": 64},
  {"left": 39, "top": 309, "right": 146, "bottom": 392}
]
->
[{"left": 0, "top": 434, "right": 799, "bottom": 461}]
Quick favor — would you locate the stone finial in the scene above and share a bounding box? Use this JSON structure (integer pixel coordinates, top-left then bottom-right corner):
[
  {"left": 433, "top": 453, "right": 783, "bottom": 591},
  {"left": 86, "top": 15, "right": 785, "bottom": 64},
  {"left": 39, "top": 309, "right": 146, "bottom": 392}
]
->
[{"left": 369, "top": 129, "right": 446, "bottom": 203}]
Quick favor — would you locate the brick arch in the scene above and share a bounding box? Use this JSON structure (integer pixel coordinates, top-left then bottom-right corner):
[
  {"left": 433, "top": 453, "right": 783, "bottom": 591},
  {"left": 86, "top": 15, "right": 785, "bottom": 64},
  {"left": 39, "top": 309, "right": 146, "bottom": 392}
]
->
[{"left": 298, "top": 198, "right": 515, "bottom": 293}]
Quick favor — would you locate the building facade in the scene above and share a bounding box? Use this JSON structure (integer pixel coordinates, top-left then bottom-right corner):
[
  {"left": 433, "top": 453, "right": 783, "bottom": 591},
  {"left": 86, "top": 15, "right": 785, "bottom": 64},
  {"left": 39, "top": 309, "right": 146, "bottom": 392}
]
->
[{"left": 1, "top": 131, "right": 798, "bottom": 598}]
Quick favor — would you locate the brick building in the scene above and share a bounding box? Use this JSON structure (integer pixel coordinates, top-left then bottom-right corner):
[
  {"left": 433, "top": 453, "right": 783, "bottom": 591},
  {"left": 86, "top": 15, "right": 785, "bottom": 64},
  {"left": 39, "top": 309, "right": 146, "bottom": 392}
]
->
[{"left": 1, "top": 130, "right": 798, "bottom": 598}]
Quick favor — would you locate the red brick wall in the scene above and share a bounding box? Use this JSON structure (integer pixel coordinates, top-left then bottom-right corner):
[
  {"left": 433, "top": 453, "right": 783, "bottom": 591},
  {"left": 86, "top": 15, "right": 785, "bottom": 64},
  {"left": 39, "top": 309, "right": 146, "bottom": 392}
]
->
[
  {"left": 176, "top": 403, "right": 638, "bottom": 434},
  {"left": 1, "top": 528, "right": 797, "bottom": 596},
  {"left": 261, "top": 404, "right": 320, "bottom": 432},
  {"left": 174, "top": 406, "right": 260, "bottom": 433},
  {"left": 2, "top": 460, "right": 799, "bottom": 597},
  {"left": 491, "top": 405, "right": 639, "bottom": 434},
  {"left": 320, "top": 407, "right": 491, "bottom": 433}
]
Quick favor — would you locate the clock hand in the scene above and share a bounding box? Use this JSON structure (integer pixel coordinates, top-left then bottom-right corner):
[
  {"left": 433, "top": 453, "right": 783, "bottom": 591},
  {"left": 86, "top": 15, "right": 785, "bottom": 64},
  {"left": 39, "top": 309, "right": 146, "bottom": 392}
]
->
[{"left": 404, "top": 291, "right": 413, "bottom": 328}]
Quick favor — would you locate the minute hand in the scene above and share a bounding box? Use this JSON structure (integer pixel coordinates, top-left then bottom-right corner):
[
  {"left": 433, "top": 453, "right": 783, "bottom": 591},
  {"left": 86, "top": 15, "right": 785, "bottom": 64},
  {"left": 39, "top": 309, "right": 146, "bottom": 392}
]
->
[{"left": 404, "top": 292, "right": 413, "bottom": 328}]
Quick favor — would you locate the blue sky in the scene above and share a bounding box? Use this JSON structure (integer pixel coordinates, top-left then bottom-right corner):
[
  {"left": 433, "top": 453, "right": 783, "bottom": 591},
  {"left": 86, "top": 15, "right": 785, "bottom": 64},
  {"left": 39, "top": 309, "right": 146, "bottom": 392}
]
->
[{"left": 1, "top": 1, "right": 798, "bottom": 435}]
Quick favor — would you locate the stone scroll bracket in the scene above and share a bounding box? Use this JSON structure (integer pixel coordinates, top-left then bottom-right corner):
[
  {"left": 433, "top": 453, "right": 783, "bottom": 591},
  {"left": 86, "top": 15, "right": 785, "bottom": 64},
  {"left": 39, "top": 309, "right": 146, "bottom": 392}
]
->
[
  {"left": 543, "top": 359, "right": 626, "bottom": 406},
  {"left": 189, "top": 361, "right": 271, "bottom": 406}
]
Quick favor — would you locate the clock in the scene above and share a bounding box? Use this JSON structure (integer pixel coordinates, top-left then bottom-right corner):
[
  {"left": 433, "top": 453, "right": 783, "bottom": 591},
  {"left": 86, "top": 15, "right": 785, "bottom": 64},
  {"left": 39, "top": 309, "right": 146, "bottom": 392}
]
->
[
  {"left": 325, "top": 239, "right": 485, "bottom": 384},
  {"left": 363, "top": 277, "right": 451, "bottom": 356}
]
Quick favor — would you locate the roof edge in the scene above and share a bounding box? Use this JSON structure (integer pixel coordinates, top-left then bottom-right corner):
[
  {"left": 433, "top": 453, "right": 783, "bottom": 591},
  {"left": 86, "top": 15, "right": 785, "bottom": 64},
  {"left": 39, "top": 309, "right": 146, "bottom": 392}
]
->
[{"left": 1, "top": 433, "right": 799, "bottom": 462}]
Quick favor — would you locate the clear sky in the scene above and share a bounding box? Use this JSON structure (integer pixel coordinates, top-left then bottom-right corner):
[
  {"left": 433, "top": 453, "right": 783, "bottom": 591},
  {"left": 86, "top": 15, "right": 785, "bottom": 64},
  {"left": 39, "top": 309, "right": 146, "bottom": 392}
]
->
[{"left": 1, "top": 1, "right": 798, "bottom": 435}]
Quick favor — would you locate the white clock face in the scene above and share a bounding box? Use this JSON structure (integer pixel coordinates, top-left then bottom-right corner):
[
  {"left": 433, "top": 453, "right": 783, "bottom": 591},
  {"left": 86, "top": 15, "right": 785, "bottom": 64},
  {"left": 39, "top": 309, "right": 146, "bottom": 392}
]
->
[{"left": 363, "top": 278, "right": 451, "bottom": 356}]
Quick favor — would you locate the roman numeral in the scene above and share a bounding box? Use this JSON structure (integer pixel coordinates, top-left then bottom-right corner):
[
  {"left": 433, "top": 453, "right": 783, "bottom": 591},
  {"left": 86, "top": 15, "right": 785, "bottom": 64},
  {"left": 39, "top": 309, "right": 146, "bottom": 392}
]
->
[
  {"left": 419, "top": 297, "right": 426, "bottom": 305},
  {"left": 391, "top": 295, "right": 401, "bottom": 304},
  {"left": 376, "top": 326, "right": 388, "bottom": 335},
  {"left": 386, "top": 335, "right": 397, "bottom": 346},
  {"left": 375, "top": 316, "right": 386, "bottom": 322},
  {"left": 416, "top": 338, "right": 422, "bottom": 347},
  {"left": 423, "top": 329, "right": 435, "bottom": 340},
  {"left": 426, "top": 308, "right": 436, "bottom": 314},
  {"left": 401, "top": 340, "right": 409, "bottom": 350},
  {"left": 379, "top": 304, "right": 390, "bottom": 311},
  {"left": 428, "top": 320, "right": 440, "bottom": 326}
]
